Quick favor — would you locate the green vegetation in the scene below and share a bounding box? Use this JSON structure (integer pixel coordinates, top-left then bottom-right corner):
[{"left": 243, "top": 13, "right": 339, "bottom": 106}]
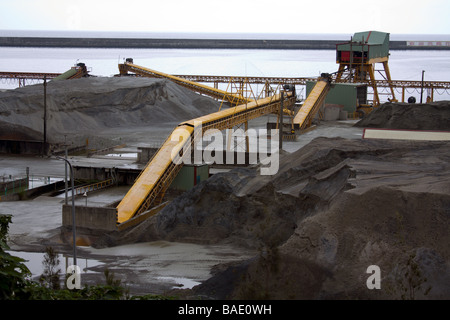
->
[
  {"left": 0, "top": 214, "right": 31, "bottom": 299},
  {"left": 0, "top": 214, "right": 172, "bottom": 300}
]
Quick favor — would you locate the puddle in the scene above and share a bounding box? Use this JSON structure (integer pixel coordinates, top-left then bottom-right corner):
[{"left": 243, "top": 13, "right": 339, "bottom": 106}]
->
[
  {"left": 7, "top": 250, "right": 105, "bottom": 279},
  {"left": 28, "top": 177, "right": 63, "bottom": 189},
  {"left": 156, "top": 276, "right": 201, "bottom": 289},
  {"left": 6, "top": 242, "right": 255, "bottom": 294},
  {"left": 105, "top": 153, "right": 137, "bottom": 158}
]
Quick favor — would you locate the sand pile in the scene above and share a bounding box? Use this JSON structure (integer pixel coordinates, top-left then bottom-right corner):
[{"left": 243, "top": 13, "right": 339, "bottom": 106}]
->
[
  {"left": 0, "top": 77, "right": 221, "bottom": 146},
  {"left": 112, "top": 136, "right": 450, "bottom": 299},
  {"left": 354, "top": 101, "right": 450, "bottom": 130}
]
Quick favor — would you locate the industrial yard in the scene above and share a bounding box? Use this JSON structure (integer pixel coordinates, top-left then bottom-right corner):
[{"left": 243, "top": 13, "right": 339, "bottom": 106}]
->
[{"left": 1, "top": 31, "right": 449, "bottom": 299}]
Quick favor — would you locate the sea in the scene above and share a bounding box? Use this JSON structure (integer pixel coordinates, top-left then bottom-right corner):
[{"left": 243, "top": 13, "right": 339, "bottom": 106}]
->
[{"left": 1, "top": 30, "right": 449, "bottom": 101}]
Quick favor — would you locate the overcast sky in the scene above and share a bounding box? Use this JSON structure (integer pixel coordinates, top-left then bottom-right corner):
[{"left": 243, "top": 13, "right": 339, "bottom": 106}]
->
[{"left": 1, "top": 0, "right": 449, "bottom": 36}]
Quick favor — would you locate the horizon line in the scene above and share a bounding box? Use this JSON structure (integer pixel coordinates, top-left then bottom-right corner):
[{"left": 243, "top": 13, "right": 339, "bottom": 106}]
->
[{"left": 1, "top": 29, "right": 449, "bottom": 41}]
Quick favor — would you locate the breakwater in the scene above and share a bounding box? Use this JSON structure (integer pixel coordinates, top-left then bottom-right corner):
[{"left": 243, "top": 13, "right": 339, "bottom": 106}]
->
[{"left": 0, "top": 37, "right": 445, "bottom": 50}]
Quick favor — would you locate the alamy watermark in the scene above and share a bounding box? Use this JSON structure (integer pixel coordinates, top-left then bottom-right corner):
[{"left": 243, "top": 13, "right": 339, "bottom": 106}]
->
[
  {"left": 366, "top": 265, "right": 381, "bottom": 290},
  {"left": 66, "top": 265, "right": 81, "bottom": 290},
  {"left": 169, "top": 121, "right": 281, "bottom": 176}
]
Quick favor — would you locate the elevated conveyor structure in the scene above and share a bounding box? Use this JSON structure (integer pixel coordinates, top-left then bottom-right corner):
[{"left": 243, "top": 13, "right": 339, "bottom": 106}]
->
[
  {"left": 118, "top": 60, "right": 297, "bottom": 119},
  {"left": 0, "top": 63, "right": 89, "bottom": 87},
  {"left": 114, "top": 61, "right": 334, "bottom": 225},
  {"left": 166, "top": 74, "right": 450, "bottom": 105},
  {"left": 116, "top": 91, "right": 296, "bottom": 224},
  {"left": 293, "top": 74, "right": 332, "bottom": 131},
  {"left": 117, "top": 61, "right": 333, "bottom": 132},
  {"left": 52, "top": 63, "right": 89, "bottom": 81},
  {"left": 119, "top": 59, "right": 251, "bottom": 106}
]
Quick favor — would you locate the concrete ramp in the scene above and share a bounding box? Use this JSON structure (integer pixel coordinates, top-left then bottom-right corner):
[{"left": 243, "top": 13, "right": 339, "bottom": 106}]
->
[{"left": 362, "top": 128, "right": 450, "bottom": 141}]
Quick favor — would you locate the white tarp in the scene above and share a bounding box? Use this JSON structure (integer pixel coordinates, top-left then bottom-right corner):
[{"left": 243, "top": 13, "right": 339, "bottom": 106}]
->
[{"left": 363, "top": 128, "right": 450, "bottom": 141}]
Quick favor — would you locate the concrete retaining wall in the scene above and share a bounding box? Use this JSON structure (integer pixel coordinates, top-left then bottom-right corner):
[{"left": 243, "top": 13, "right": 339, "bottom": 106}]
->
[
  {"left": 0, "top": 140, "right": 44, "bottom": 155},
  {"left": 73, "top": 166, "right": 114, "bottom": 181},
  {"left": 0, "top": 180, "right": 66, "bottom": 202},
  {"left": 73, "top": 165, "right": 141, "bottom": 186},
  {"left": 0, "top": 177, "right": 28, "bottom": 194},
  {"left": 323, "top": 104, "right": 344, "bottom": 121},
  {"left": 137, "top": 147, "right": 159, "bottom": 164},
  {"left": 26, "top": 180, "right": 66, "bottom": 198},
  {"left": 0, "top": 37, "right": 429, "bottom": 50},
  {"left": 62, "top": 204, "right": 117, "bottom": 231},
  {"left": 0, "top": 37, "right": 342, "bottom": 49}
]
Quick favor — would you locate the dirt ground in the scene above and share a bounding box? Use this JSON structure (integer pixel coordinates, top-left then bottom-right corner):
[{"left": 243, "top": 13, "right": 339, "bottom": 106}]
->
[
  {"left": 1, "top": 78, "right": 449, "bottom": 299},
  {"left": 112, "top": 136, "right": 449, "bottom": 299},
  {"left": 354, "top": 101, "right": 450, "bottom": 130}
]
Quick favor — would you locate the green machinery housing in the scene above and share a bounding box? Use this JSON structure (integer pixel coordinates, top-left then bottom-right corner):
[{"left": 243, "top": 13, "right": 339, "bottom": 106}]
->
[
  {"left": 335, "top": 31, "right": 397, "bottom": 109},
  {"left": 170, "top": 164, "right": 209, "bottom": 192},
  {"left": 305, "top": 31, "right": 397, "bottom": 116},
  {"left": 306, "top": 81, "right": 367, "bottom": 114}
]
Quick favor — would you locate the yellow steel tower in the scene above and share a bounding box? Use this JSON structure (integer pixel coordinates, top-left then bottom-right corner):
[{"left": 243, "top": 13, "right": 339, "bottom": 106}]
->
[{"left": 336, "top": 31, "right": 397, "bottom": 111}]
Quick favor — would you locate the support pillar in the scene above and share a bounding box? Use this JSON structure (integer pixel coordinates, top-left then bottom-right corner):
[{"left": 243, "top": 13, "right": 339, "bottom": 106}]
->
[
  {"left": 368, "top": 65, "right": 380, "bottom": 107},
  {"left": 383, "top": 61, "right": 397, "bottom": 102}
]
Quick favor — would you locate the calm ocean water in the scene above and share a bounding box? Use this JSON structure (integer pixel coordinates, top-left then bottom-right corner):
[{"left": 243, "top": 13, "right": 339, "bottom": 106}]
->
[{"left": 1, "top": 31, "right": 449, "bottom": 100}]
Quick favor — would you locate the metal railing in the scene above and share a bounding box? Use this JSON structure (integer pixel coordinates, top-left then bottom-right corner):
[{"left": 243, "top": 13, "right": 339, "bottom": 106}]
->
[{"left": 73, "top": 179, "right": 114, "bottom": 196}]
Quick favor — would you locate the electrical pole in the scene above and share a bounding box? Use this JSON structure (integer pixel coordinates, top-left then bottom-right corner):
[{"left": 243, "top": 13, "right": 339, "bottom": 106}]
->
[
  {"left": 56, "top": 156, "right": 77, "bottom": 267},
  {"left": 43, "top": 76, "right": 47, "bottom": 156},
  {"left": 420, "top": 70, "right": 425, "bottom": 104},
  {"left": 279, "top": 91, "right": 284, "bottom": 150},
  {"left": 64, "top": 134, "right": 68, "bottom": 205}
]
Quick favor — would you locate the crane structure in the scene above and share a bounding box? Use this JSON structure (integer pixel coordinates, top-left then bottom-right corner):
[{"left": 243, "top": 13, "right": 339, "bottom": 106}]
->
[{"left": 335, "top": 31, "right": 396, "bottom": 111}]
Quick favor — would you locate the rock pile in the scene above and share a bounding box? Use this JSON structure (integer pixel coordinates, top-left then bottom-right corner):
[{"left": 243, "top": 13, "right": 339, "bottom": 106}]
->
[
  {"left": 0, "top": 77, "right": 221, "bottom": 146},
  {"left": 354, "top": 101, "right": 450, "bottom": 130},
  {"left": 114, "top": 136, "right": 450, "bottom": 299}
]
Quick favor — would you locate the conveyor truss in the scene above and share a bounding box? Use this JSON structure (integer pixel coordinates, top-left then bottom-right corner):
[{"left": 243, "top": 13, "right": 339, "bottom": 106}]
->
[{"left": 115, "top": 61, "right": 331, "bottom": 226}]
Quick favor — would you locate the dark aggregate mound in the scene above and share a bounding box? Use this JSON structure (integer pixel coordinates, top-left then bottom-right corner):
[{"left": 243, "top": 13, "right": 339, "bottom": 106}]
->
[{"left": 354, "top": 101, "right": 450, "bottom": 131}]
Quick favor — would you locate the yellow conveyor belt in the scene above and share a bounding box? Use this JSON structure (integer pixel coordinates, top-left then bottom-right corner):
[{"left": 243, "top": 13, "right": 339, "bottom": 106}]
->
[
  {"left": 115, "top": 63, "right": 329, "bottom": 225},
  {"left": 293, "top": 79, "right": 330, "bottom": 130}
]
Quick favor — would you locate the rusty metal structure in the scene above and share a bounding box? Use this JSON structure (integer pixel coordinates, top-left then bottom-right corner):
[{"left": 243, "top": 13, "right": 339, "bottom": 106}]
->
[
  {"left": 335, "top": 31, "right": 395, "bottom": 110},
  {"left": 0, "top": 63, "right": 89, "bottom": 87}
]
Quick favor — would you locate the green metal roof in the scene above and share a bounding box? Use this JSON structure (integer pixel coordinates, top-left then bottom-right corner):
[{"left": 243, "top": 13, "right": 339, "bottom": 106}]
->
[
  {"left": 336, "top": 31, "right": 390, "bottom": 61},
  {"left": 352, "top": 31, "right": 389, "bottom": 45}
]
